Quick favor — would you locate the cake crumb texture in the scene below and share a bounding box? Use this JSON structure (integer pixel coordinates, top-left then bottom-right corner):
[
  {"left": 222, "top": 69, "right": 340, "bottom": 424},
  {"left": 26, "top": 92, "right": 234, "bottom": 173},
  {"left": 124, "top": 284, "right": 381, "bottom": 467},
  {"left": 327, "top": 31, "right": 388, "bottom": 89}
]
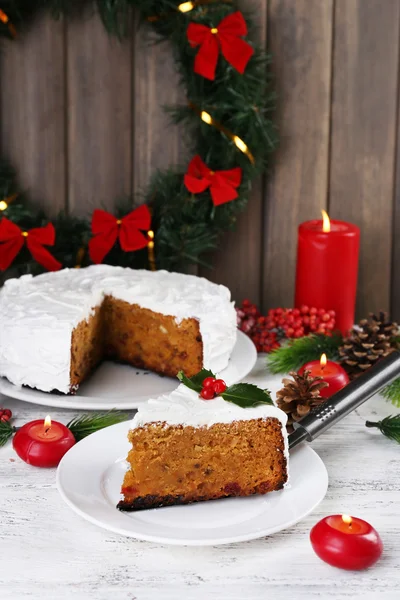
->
[
  {"left": 70, "top": 297, "right": 203, "bottom": 389},
  {"left": 118, "top": 417, "right": 287, "bottom": 511}
]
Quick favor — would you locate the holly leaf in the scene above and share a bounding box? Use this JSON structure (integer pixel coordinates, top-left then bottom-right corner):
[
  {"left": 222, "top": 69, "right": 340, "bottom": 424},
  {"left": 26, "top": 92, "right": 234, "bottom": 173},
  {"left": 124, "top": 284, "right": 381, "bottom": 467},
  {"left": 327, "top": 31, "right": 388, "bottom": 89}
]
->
[
  {"left": 222, "top": 384, "right": 273, "bottom": 408},
  {"left": 177, "top": 369, "right": 216, "bottom": 393}
]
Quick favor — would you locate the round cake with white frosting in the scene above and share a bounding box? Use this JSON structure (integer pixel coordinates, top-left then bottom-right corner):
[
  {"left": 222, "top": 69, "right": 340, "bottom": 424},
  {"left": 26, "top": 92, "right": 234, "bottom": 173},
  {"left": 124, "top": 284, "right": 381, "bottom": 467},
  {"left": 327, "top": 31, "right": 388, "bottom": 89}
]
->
[{"left": 0, "top": 265, "right": 237, "bottom": 394}]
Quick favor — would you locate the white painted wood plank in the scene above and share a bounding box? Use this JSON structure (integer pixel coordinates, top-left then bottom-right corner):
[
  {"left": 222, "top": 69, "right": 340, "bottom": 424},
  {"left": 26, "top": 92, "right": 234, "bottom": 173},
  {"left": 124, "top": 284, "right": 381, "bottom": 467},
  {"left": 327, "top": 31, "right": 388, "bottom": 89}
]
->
[{"left": 0, "top": 356, "right": 399, "bottom": 600}]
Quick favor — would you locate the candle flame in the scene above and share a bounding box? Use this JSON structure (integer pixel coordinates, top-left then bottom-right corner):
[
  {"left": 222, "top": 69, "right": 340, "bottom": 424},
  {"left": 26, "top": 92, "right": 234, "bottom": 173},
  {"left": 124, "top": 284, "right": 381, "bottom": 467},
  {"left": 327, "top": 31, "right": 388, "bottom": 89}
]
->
[
  {"left": 320, "top": 353, "right": 327, "bottom": 368},
  {"left": 44, "top": 415, "right": 52, "bottom": 428},
  {"left": 321, "top": 210, "right": 330, "bottom": 233},
  {"left": 342, "top": 514, "right": 352, "bottom": 525}
]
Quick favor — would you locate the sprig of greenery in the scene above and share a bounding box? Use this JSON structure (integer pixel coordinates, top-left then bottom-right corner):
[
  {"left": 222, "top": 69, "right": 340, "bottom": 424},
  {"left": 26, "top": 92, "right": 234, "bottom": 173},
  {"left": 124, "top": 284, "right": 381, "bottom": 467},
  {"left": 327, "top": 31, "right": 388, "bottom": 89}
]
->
[
  {"left": 267, "top": 333, "right": 343, "bottom": 375},
  {"left": 381, "top": 378, "right": 400, "bottom": 408},
  {"left": 0, "top": 421, "right": 16, "bottom": 447},
  {"left": 178, "top": 369, "right": 273, "bottom": 408},
  {"left": 66, "top": 410, "right": 129, "bottom": 442},
  {"left": 366, "top": 414, "right": 400, "bottom": 444}
]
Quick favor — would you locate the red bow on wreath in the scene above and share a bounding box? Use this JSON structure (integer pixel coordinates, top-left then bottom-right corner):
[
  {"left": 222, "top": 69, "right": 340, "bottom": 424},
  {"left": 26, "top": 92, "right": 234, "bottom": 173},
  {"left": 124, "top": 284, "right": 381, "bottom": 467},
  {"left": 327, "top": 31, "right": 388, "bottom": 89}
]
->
[
  {"left": 0, "top": 218, "right": 61, "bottom": 271},
  {"left": 89, "top": 205, "right": 151, "bottom": 264},
  {"left": 184, "top": 155, "right": 242, "bottom": 206},
  {"left": 187, "top": 11, "right": 254, "bottom": 81}
]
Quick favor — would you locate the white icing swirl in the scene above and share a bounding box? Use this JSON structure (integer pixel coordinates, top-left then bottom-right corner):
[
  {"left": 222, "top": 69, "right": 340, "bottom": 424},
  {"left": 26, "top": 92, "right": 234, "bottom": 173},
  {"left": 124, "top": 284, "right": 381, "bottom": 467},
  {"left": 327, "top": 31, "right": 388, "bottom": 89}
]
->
[
  {"left": 0, "top": 265, "right": 237, "bottom": 393},
  {"left": 132, "top": 384, "right": 288, "bottom": 428}
]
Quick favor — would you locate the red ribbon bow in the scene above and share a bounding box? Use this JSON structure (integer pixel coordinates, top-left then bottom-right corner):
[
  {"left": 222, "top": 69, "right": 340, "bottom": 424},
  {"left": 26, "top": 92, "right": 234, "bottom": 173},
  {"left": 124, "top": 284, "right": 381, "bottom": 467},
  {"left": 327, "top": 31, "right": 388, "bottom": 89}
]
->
[
  {"left": 0, "top": 218, "right": 61, "bottom": 271},
  {"left": 89, "top": 205, "right": 152, "bottom": 264},
  {"left": 184, "top": 155, "right": 242, "bottom": 206},
  {"left": 187, "top": 11, "right": 254, "bottom": 81}
]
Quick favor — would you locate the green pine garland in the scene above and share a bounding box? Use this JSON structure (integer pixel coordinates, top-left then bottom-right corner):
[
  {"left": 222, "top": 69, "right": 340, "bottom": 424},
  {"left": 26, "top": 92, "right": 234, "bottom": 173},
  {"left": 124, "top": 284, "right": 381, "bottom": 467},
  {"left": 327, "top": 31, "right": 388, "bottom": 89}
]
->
[{"left": 0, "top": 0, "right": 277, "bottom": 278}]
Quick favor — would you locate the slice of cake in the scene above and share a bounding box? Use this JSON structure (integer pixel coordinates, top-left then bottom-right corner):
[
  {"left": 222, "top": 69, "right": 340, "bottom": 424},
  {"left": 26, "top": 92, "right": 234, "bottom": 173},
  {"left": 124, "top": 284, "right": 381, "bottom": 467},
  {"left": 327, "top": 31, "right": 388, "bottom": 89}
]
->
[
  {"left": 117, "top": 377, "right": 288, "bottom": 511},
  {"left": 0, "top": 265, "right": 237, "bottom": 394}
]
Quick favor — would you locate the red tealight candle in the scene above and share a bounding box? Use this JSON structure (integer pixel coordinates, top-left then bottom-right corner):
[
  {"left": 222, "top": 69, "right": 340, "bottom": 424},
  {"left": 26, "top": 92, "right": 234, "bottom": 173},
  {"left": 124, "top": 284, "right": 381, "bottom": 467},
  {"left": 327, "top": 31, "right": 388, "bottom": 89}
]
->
[
  {"left": 295, "top": 211, "right": 360, "bottom": 335},
  {"left": 310, "top": 514, "right": 383, "bottom": 570},
  {"left": 299, "top": 354, "right": 350, "bottom": 398},
  {"left": 13, "top": 416, "right": 76, "bottom": 468}
]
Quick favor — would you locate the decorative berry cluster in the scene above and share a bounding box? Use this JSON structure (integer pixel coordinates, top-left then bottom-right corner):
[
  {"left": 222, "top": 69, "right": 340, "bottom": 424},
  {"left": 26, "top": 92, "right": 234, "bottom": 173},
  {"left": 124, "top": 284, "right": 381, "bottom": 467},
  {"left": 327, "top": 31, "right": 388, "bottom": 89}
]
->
[
  {"left": 236, "top": 301, "right": 336, "bottom": 353},
  {"left": 265, "top": 306, "right": 336, "bottom": 337},
  {"left": 0, "top": 408, "right": 12, "bottom": 423},
  {"left": 200, "top": 377, "right": 227, "bottom": 400}
]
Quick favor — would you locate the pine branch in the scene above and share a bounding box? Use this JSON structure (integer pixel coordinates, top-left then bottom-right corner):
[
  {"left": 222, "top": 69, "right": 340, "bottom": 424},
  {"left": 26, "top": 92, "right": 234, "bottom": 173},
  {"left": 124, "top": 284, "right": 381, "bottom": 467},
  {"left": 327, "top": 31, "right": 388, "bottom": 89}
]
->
[
  {"left": 381, "top": 378, "right": 400, "bottom": 407},
  {"left": 67, "top": 410, "right": 129, "bottom": 442},
  {"left": 267, "top": 333, "right": 343, "bottom": 375},
  {"left": 366, "top": 414, "right": 400, "bottom": 444},
  {"left": 0, "top": 421, "right": 16, "bottom": 447}
]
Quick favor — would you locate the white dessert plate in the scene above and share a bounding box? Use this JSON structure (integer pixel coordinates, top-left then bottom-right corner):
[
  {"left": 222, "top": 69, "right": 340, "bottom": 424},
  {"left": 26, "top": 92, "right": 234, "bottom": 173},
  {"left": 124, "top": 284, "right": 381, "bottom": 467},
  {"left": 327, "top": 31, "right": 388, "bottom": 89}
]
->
[
  {"left": 0, "top": 330, "right": 256, "bottom": 410},
  {"left": 57, "top": 421, "right": 328, "bottom": 546}
]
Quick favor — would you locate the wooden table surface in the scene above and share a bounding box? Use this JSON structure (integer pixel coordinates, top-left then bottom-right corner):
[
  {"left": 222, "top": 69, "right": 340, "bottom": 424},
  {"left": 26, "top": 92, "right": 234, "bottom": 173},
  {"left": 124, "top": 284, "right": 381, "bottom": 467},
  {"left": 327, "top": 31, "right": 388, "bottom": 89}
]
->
[{"left": 0, "top": 356, "right": 399, "bottom": 600}]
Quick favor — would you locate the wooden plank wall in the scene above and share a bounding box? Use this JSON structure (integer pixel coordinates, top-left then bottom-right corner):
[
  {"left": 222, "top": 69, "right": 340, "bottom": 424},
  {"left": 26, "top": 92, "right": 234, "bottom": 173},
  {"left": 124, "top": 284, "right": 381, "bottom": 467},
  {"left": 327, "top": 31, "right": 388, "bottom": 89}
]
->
[{"left": 1, "top": 1, "right": 400, "bottom": 319}]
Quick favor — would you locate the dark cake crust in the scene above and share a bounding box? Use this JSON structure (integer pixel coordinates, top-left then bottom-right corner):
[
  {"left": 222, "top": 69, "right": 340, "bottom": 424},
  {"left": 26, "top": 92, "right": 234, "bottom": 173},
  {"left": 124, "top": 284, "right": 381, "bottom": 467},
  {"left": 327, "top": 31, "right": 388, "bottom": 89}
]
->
[{"left": 117, "top": 463, "right": 287, "bottom": 512}]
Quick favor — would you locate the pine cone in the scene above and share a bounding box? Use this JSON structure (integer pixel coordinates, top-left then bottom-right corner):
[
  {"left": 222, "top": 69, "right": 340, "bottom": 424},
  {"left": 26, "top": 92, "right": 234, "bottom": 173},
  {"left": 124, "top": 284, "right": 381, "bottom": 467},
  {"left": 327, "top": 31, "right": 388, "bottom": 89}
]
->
[
  {"left": 276, "top": 370, "right": 328, "bottom": 432},
  {"left": 339, "top": 311, "right": 399, "bottom": 379}
]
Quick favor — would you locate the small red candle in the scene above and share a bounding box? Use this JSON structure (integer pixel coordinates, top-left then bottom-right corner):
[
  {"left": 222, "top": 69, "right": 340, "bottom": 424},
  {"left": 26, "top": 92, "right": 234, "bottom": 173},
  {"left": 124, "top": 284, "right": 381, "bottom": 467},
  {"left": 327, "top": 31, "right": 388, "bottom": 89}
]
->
[
  {"left": 299, "top": 354, "right": 350, "bottom": 398},
  {"left": 310, "top": 514, "right": 383, "bottom": 570},
  {"left": 13, "top": 416, "right": 75, "bottom": 467},
  {"left": 295, "top": 211, "right": 360, "bottom": 335}
]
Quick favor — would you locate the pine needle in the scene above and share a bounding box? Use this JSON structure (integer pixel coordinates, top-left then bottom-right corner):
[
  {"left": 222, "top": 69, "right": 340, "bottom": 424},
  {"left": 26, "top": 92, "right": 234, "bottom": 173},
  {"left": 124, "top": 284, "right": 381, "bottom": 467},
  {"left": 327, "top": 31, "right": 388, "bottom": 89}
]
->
[
  {"left": 267, "top": 333, "right": 343, "bottom": 374},
  {"left": 0, "top": 421, "right": 16, "bottom": 447},
  {"left": 67, "top": 410, "right": 129, "bottom": 442},
  {"left": 381, "top": 378, "right": 400, "bottom": 407},
  {"left": 366, "top": 414, "right": 400, "bottom": 444}
]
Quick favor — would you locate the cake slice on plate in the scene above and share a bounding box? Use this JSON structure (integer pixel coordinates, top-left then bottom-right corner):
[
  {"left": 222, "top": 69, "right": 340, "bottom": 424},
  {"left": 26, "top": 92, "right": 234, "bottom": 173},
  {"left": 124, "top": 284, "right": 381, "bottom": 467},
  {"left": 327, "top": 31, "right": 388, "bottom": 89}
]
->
[{"left": 117, "top": 372, "right": 288, "bottom": 511}]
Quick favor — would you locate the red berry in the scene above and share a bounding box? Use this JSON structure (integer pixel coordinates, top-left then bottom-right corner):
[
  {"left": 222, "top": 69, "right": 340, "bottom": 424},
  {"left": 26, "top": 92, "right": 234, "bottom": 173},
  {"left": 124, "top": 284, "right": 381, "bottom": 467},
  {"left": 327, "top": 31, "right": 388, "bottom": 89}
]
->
[
  {"left": 203, "top": 377, "right": 216, "bottom": 388},
  {"left": 292, "top": 308, "right": 300, "bottom": 317},
  {"left": 328, "top": 310, "right": 336, "bottom": 317},
  {"left": 200, "top": 387, "right": 215, "bottom": 400},
  {"left": 300, "top": 305, "right": 309, "bottom": 314},
  {"left": 310, "top": 307, "right": 318, "bottom": 316},
  {"left": 213, "top": 379, "right": 227, "bottom": 394},
  {"left": 321, "top": 313, "right": 330, "bottom": 322}
]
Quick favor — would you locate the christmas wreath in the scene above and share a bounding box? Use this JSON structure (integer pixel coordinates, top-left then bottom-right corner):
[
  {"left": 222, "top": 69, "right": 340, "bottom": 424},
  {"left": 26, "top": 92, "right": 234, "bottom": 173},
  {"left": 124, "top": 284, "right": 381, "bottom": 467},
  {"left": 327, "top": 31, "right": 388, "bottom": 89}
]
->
[{"left": 0, "top": 1, "right": 276, "bottom": 279}]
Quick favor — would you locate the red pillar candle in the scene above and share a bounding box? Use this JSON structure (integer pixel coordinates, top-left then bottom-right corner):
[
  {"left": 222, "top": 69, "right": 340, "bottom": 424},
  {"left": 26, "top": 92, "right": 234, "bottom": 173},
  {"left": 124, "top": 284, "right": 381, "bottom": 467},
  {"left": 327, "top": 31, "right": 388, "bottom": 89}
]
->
[
  {"left": 13, "top": 416, "right": 75, "bottom": 467},
  {"left": 310, "top": 514, "right": 383, "bottom": 570},
  {"left": 299, "top": 354, "right": 350, "bottom": 398},
  {"left": 295, "top": 211, "right": 360, "bottom": 335}
]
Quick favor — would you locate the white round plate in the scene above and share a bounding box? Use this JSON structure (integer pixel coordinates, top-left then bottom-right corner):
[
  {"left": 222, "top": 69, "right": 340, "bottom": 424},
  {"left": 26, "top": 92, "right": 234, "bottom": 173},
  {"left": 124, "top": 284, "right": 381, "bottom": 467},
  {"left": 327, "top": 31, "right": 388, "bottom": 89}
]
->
[
  {"left": 0, "top": 331, "right": 256, "bottom": 410},
  {"left": 57, "top": 421, "right": 328, "bottom": 546}
]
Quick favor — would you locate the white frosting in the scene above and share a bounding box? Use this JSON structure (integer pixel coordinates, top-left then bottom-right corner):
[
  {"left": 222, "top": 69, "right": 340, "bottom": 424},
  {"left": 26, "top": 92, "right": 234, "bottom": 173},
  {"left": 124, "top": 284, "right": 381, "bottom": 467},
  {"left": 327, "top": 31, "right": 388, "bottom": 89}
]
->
[
  {"left": 0, "top": 265, "right": 237, "bottom": 393},
  {"left": 132, "top": 384, "right": 289, "bottom": 485},
  {"left": 133, "top": 384, "right": 288, "bottom": 428}
]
